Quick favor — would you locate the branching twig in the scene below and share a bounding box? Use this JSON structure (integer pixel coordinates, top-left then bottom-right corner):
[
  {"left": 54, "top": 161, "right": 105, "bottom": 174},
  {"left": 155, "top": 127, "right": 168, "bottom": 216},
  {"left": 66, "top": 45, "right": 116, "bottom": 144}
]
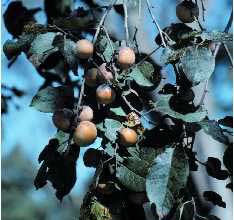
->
[
  {"left": 200, "top": 9, "right": 233, "bottom": 106},
  {"left": 146, "top": 0, "right": 167, "bottom": 47},
  {"left": 100, "top": 25, "right": 114, "bottom": 55},
  {"left": 214, "top": 10, "right": 233, "bottom": 58},
  {"left": 92, "top": 0, "right": 118, "bottom": 44}
]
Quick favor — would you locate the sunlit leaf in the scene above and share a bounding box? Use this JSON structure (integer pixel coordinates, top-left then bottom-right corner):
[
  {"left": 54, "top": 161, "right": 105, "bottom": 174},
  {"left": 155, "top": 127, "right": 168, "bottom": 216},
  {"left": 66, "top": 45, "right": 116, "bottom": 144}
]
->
[{"left": 181, "top": 47, "right": 215, "bottom": 85}]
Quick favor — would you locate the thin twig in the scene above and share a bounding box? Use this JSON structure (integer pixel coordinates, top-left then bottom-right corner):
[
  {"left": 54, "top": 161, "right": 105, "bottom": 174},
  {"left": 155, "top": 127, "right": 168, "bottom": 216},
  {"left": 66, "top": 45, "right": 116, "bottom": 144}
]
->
[
  {"left": 198, "top": 80, "right": 208, "bottom": 107},
  {"left": 214, "top": 9, "right": 233, "bottom": 57},
  {"left": 91, "top": 60, "right": 112, "bottom": 84},
  {"left": 92, "top": 0, "right": 118, "bottom": 44},
  {"left": 101, "top": 25, "right": 114, "bottom": 54},
  {"left": 146, "top": 0, "right": 167, "bottom": 47},
  {"left": 223, "top": 43, "right": 233, "bottom": 66},
  {"left": 200, "top": 0, "right": 206, "bottom": 22},
  {"left": 76, "top": 79, "right": 85, "bottom": 114},
  {"left": 136, "top": 46, "right": 161, "bottom": 66},
  {"left": 122, "top": 95, "right": 141, "bottom": 115},
  {"left": 200, "top": 9, "right": 233, "bottom": 106},
  {"left": 123, "top": 0, "right": 129, "bottom": 45}
]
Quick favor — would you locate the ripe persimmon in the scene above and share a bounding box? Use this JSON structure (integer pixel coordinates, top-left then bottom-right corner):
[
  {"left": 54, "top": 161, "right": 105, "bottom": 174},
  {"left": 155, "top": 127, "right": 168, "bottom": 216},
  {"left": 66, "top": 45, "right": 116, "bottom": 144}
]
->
[
  {"left": 52, "top": 108, "right": 73, "bottom": 132},
  {"left": 96, "top": 84, "right": 116, "bottom": 105},
  {"left": 75, "top": 39, "right": 94, "bottom": 59},
  {"left": 119, "top": 128, "right": 138, "bottom": 146},
  {"left": 78, "top": 106, "right": 94, "bottom": 122},
  {"left": 117, "top": 47, "right": 135, "bottom": 69},
  {"left": 73, "top": 121, "right": 97, "bottom": 146}
]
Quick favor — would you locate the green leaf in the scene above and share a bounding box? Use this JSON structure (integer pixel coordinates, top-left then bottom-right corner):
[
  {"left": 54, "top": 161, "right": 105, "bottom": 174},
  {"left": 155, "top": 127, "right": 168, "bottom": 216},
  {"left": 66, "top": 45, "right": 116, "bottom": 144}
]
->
[
  {"left": 60, "top": 39, "right": 78, "bottom": 74},
  {"left": 30, "top": 86, "right": 74, "bottom": 113},
  {"left": 154, "top": 95, "right": 207, "bottom": 122},
  {"left": 90, "top": 199, "right": 112, "bottom": 220},
  {"left": 123, "top": 156, "right": 150, "bottom": 177},
  {"left": 181, "top": 47, "right": 215, "bottom": 85},
  {"left": 95, "top": 32, "right": 118, "bottom": 62},
  {"left": 139, "top": 147, "right": 163, "bottom": 164},
  {"left": 54, "top": 130, "right": 70, "bottom": 153},
  {"left": 174, "top": 200, "right": 195, "bottom": 220},
  {"left": 160, "top": 47, "right": 185, "bottom": 64},
  {"left": 104, "top": 142, "right": 123, "bottom": 163},
  {"left": 128, "top": 62, "right": 155, "bottom": 87},
  {"left": 28, "top": 32, "right": 59, "bottom": 68},
  {"left": 146, "top": 146, "right": 189, "bottom": 217},
  {"left": 104, "top": 119, "right": 122, "bottom": 142},
  {"left": 3, "top": 34, "right": 35, "bottom": 60},
  {"left": 116, "top": 164, "right": 145, "bottom": 192},
  {"left": 198, "top": 120, "right": 229, "bottom": 145},
  {"left": 110, "top": 107, "right": 127, "bottom": 116}
]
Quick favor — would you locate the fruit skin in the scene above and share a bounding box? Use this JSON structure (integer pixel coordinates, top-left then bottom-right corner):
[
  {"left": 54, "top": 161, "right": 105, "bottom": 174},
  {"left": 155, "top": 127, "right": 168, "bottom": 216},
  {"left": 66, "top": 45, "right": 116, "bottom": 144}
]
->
[
  {"left": 117, "top": 47, "right": 136, "bottom": 69},
  {"left": 52, "top": 108, "right": 74, "bottom": 132},
  {"left": 119, "top": 128, "right": 138, "bottom": 146},
  {"left": 85, "top": 68, "right": 98, "bottom": 87},
  {"left": 96, "top": 84, "right": 116, "bottom": 105},
  {"left": 75, "top": 39, "right": 94, "bottom": 59},
  {"left": 98, "top": 63, "right": 114, "bottom": 82},
  {"left": 176, "top": 1, "right": 199, "bottom": 23},
  {"left": 73, "top": 121, "right": 97, "bottom": 146},
  {"left": 78, "top": 105, "right": 94, "bottom": 122}
]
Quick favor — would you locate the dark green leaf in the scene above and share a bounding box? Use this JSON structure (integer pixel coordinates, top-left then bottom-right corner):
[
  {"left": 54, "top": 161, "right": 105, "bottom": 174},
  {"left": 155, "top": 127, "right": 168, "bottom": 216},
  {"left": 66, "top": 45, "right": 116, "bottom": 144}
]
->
[
  {"left": 60, "top": 39, "right": 78, "bottom": 74},
  {"left": 128, "top": 61, "right": 155, "bottom": 87},
  {"left": 203, "top": 191, "right": 226, "bottom": 208},
  {"left": 218, "top": 116, "right": 233, "bottom": 128},
  {"left": 28, "top": 32, "right": 59, "bottom": 68},
  {"left": 146, "top": 146, "right": 189, "bottom": 217},
  {"left": 54, "top": 130, "right": 70, "bottom": 153},
  {"left": 198, "top": 120, "right": 229, "bottom": 145},
  {"left": 30, "top": 86, "right": 74, "bottom": 113},
  {"left": 116, "top": 164, "right": 146, "bottom": 192},
  {"left": 3, "top": 35, "right": 35, "bottom": 60},
  {"left": 104, "top": 119, "right": 122, "bottom": 142},
  {"left": 95, "top": 32, "right": 118, "bottom": 62},
  {"left": 154, "top": 95, "right": 207, "bottom": 122}
]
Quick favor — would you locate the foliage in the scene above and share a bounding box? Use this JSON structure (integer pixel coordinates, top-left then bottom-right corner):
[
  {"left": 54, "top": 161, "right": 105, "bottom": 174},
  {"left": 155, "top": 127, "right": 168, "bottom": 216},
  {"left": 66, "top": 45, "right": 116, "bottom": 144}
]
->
[{"left": 2, "top": 0, "right": 233, "bottom": 220}]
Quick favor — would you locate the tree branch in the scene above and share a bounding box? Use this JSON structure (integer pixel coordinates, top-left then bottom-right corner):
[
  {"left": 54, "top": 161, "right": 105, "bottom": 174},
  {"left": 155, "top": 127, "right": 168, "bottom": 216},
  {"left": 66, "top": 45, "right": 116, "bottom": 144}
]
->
[
  {"left": 92, "top": 0, "right": 118, "bottom": 44},
  {"left": 146, "top": 0, "right": 167, "bottom": 47},
  {"left": 123, "top": 0, "right": 129, "bottom": 45}
]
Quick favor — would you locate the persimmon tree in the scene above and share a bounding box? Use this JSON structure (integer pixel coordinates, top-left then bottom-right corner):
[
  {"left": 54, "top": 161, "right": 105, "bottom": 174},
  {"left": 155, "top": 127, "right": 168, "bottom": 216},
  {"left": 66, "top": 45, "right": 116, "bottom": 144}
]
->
[{"left": 2, "top": 0, "right": 233, "bottom": 220}]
